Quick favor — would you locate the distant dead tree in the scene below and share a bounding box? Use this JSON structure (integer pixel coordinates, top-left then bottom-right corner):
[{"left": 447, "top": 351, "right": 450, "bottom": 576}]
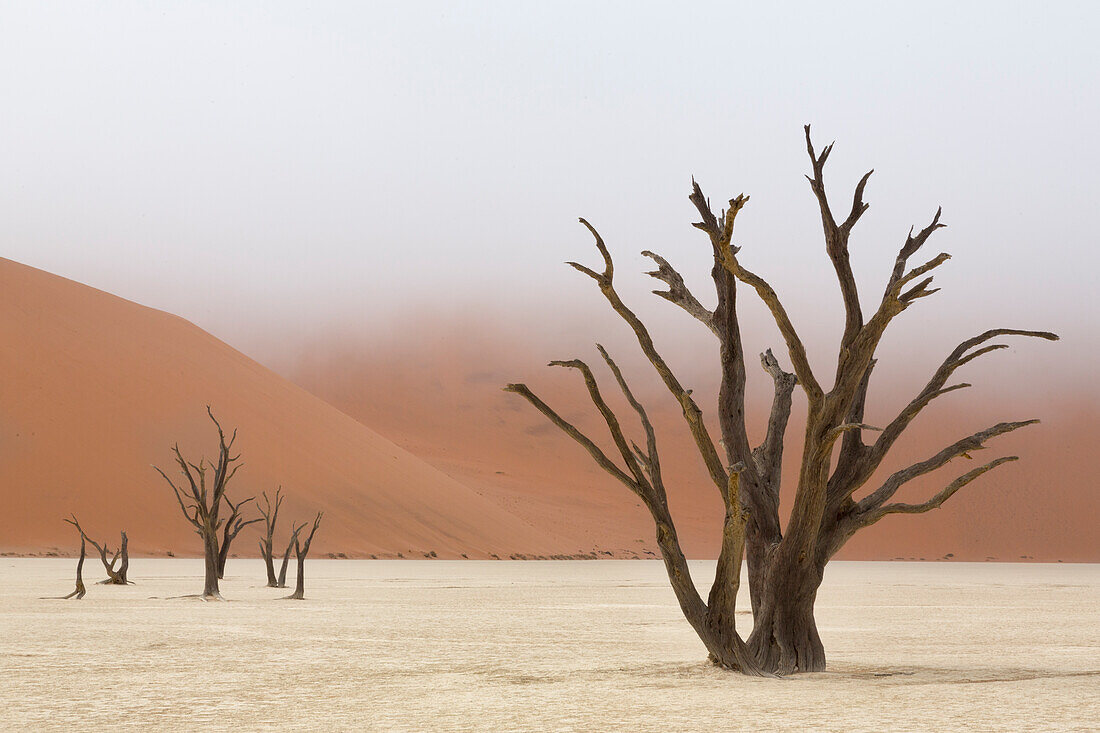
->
[
  {"left": 64, "top": 514, "right": 130, "bottom": 585},
  {"left": 216, "top": 495, "right": 261, "bottom": 579},
  {"left": 285, "top": 512, "right": 323, "bottom": 600},
  {"left": 276, "top": 521, "right": 304, "bottom": 588},
  {"left": 506, "top": 126, "right": 1057, "bottom": 675},
  {"left": 257, "top": 487, "right": 285, "bottom": 587},
  {"left": 154, "top": 407, "right": 243, "bottom": 601},
  {"left": 44, "top": 524, "right": 87, "bottom": 600}
]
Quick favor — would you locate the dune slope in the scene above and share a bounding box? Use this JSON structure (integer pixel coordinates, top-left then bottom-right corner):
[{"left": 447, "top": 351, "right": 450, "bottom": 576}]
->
[{"left": 0, "top": 258, "right": 558, "bottom": 557}]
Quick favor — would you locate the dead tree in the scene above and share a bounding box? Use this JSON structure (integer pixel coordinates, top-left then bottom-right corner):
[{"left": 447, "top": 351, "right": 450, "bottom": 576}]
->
[
  {"left": 277, "top": 521, "right": 305, "bottom": 588},
  {"left": 257, "top": 487, "right": 285, "bottom": 587},
  {"left": 216, "top": 495, "right": 262, "bottom": 579},
  {"left": 285, "top": 513, "right": 323, "bottom": 600},
  {"left": 63, "top": 514, "right": 130, "bottom": 585},
  {"left": 154, "top": 407, "right": 243, "bottom": 600},
  {"left": 506, "top": 126, "right": 1057, "bottom": 675},
  {"left": 46, "top": 530, "right": 87, "bottom": 600}
]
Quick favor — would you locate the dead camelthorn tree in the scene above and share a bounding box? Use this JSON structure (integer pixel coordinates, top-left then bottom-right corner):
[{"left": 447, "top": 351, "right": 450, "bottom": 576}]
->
[
  {"left": 63, "top": 514, "right": 130, "bottom": 585},
  {"left": 216, "top": 495, "right": 262, "bottom": 579},
  {"left": 506, "top": 126, "right": 1058, "bottom": 675},
  {"left": 285, "top": 512, "right": 323, "bottom": 600},
  {"left": 66, "top": 537, "right": 87, "bottom": 599},
  {"left": 45, "top": 524, "right": 87, "bottom": 600},
  {"left": 277, "top": 521, "right": 305, "bottom": 588},
  {"left": 154, "top": 407, "right": 243, "bottom": 600},
  {"left": 257, "top": 487, "right": 285, "bottom": 587}
]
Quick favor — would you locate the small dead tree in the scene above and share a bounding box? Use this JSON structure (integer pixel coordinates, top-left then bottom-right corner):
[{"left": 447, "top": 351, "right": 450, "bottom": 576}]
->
[
  {"left": 277, "top": 521, "right": 305, "bottom": 588},
  {"left": 63, "top": 514, "right": 130, "bottom": 585},
  {"left": 285, "top": 512, "right": 323, "bottom": 600},
  {"left": 154, "top": 407, "right": 242, "bottom": 601},
  {"left": 257, "top": 487, "right": 285, "bottom": 587},
  {"left": 46, "top": 526, "right": 87, "bottom": 600},
  {"left": 506, "top": 126, "right": 1057, "bottom": 675},
  {"left": 67, "top": 538, "right": 87, "bottom": 599},
  {"left": 216, "top": 495, "right": 262, "bottom": 579}
]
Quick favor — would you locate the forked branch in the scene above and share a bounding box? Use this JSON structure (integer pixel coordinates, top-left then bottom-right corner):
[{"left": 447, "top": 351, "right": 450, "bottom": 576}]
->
[
  {"left": 856, "top": 420, "right": 1039, "bottom": 516},
  {"left": 866, "top": 330, "right": 1059, "bottom": 474},
  {"left": 642, "top": 250, "right": 717, "bottom": 336},
  {"left": 567, "top": 219, "right": 729, "bottom": 497},
  {"left": 804, "top": 124, "right": 873, "bottom": 347},
  {"left": 857, "top": 456, "right": 1019, "bottom": 527}
]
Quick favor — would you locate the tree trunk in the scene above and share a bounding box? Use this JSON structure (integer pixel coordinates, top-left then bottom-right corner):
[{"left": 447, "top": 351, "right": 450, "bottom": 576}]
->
[
  {"left": 116, "top": 531, "right": 129, "bottom": 584},
  {"left": 217, "top": 533, "right": 231, "bottom": 579},
  {"left": 202, "top": 531, "right": 223, "bottom": 600},
  {"left": 63, "top": 538, "right": 87, "bottom": 600},
  {"left": 747, "top": 559, "right": 826, "bottom": 674},
  {"left": 287, "top": 552, "right": 306, "bottom": 600},
  {"left": 277, "top": 536, "right": 294, "bottom": 588},
  {"left": 261, "top": 543, "right": 278, "bottom": 587}
]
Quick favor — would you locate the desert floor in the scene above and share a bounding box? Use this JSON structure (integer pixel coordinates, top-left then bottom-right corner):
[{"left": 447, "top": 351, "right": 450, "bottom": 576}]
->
[{"left": 2, "top": 559, "right": 1097, "bottom": 732}]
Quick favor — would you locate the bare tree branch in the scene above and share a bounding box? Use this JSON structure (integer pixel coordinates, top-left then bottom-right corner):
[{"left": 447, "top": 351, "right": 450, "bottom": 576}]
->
[
  {"left": 751, "top": 349, "right": 797, "bottom": 490},
  {"left": 503, "top": 383, "right": 643, "bottom": 498},
  {"left": 804, "top": 124, "right": 872, "bottom": 349},
  {"left": 596, "top": 344, "right": 663, "bottom": 493},
  {"left": 566, "top": 219, "right": 729, "bottom": 497},
  {"left": 858, "top": 456, "right": 1019, "bottom": 527},
  {"left": 716, "top": 242, "right": 824, "bottom": 404},
  {"left": 548, "top": 357, "right": 650, "bottom": 490},
  {"left": 641, "top": 250, "right": 717, "bottom": 336},
  {"left": 863, "top": 330, "right": 1059, "bottom": 478},
  {"left": 856, "top": 420, "right": 1038, "bottom": 515}
]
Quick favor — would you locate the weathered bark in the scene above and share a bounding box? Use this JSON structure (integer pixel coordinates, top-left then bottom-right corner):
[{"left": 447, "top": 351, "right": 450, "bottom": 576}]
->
[
  {"left": 506, "top": 126, "right": 1056, "bottom": 675},
  {"left": 216, "top": 495, "right": 261, "bottom": 579},
  {"left": 285, "top": 513, "right": 322, "bottom": 600},
  {"left": 63, "top": 515, "right": 129, "bottom": 585},
  {"left": 258, "top": 488, "right": 284, "bottom": 587},
  {"left": 747, "top": 560, "right": 826, "bottom": 674},
  {"left": 154, "top": 406, "right": 243, "bottom": 601}
]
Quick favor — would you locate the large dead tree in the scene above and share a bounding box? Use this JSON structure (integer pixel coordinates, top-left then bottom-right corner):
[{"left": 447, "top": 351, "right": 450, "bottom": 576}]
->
[
  {"left": 63, "top": 514, "right": 130, "bottom": 585},
  {"left": 154, "top": 407, "right": 243, "bottom": 601},
  {"left": 285, "top": 513, "right": 322, "bottom": 600},
  {"left": 258, "top": 487, "right": 285, "bottom": 587},
  {"left": 216, "top": 495, "right": 261, "bottom": 579},
  {"left": 506, "top": 126, "right": 1057, "bottom": 675}
]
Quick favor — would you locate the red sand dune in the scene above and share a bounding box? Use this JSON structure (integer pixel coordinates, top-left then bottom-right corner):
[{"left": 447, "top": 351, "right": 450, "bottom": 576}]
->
[{"left": 0, "top": 258, "right": 561, "bottom": 558}]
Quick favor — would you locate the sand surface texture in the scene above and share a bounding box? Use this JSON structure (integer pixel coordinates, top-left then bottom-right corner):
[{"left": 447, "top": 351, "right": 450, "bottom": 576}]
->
[{"left": 3, "top": 559, "right": 1097, "bottom": 731}]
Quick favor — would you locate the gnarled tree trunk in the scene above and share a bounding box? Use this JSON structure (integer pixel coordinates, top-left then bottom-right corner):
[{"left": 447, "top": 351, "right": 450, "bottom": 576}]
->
[{"left": 506, "top": 126, "right": 1056, "bottom": 675}]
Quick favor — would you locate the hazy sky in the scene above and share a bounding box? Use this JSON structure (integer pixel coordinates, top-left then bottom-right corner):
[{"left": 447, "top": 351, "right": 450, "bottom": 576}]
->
[{"left": 1, "top": 2, "right": 1096, "bottom": 364}]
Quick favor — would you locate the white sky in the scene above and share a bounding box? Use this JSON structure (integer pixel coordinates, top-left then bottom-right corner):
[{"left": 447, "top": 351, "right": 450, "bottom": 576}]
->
[{"left": 1, "top": 2, "right": 1096, "bottom": 366}]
